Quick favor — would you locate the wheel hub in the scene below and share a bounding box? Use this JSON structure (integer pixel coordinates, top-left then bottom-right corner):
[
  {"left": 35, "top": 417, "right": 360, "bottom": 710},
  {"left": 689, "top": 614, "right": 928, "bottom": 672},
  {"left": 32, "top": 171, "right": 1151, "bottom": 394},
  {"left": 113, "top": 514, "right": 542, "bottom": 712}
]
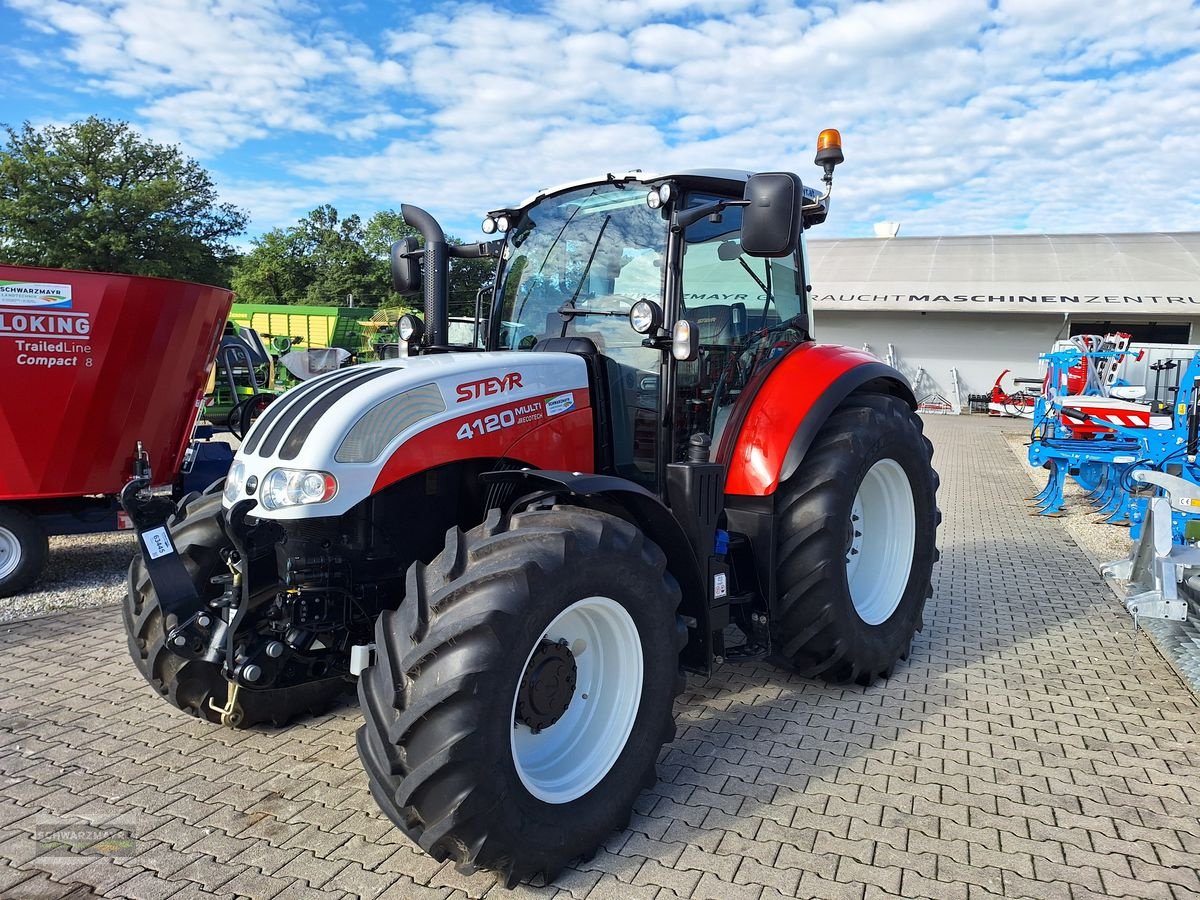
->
[
  {"left": 516, "top": 639, "right": 578, "bottom": 733},
  {"left": 0, "top": 526, "right": 20, "bottom": 581}
]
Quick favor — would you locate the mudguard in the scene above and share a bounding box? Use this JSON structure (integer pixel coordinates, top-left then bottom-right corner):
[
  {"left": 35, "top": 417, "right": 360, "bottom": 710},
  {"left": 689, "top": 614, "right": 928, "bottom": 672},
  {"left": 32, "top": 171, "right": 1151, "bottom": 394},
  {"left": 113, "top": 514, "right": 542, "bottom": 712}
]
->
[{"left": 721, "top": 343, "right": 914, "bottom": 496}]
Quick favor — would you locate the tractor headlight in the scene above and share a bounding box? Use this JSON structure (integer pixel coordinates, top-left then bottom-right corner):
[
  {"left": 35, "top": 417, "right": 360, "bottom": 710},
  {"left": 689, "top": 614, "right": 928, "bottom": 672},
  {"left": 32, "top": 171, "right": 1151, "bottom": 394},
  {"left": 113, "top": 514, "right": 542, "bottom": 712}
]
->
[
  {"left": 672, "top": 318, "right": 699, "bottom": 361},
  {"left": 629, "top": 299, "right": 662, "bottom": 335},
  {"left": 259, "top": 468, "right": 338, "bottom": 511},
  {"left": 397, "top": 314, "right": 424, "bottom": 342},
  {"left": 222, "top": 460, "right": 246, "bottom": 504}
]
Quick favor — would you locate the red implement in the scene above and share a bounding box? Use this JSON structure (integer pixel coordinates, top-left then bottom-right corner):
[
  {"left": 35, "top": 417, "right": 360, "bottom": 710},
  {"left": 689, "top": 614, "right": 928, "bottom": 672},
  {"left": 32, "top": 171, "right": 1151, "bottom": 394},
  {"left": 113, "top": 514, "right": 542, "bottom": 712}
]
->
[{"left": 0, "top": 265, "right": 233, "bottom": 500}]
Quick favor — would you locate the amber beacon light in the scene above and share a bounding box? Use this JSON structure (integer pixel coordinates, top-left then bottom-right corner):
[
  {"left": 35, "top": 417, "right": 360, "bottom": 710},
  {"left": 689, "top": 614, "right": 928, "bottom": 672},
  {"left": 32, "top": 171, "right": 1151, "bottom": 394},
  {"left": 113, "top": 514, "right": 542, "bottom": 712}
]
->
[{"left": 815, "top": 129, "right": 844, "bottom": 169}]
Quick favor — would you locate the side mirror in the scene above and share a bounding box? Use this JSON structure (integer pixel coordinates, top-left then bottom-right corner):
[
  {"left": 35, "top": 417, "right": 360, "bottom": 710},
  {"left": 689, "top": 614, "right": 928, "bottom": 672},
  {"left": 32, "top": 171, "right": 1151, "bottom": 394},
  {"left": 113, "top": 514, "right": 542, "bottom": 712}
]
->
[
  {"left": 390, "top": 237, "right": 422, "bottom": 296},
  {"left": 741, "top": 172, "right": 802, "bottom": 258}
]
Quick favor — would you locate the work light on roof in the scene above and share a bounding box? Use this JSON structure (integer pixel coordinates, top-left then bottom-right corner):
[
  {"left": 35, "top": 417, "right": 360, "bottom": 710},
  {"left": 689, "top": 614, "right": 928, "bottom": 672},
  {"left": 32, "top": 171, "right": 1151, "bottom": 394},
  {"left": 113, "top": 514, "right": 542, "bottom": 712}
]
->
[{"left": 645, "top": 183, "right": 673, "bottom": 210}]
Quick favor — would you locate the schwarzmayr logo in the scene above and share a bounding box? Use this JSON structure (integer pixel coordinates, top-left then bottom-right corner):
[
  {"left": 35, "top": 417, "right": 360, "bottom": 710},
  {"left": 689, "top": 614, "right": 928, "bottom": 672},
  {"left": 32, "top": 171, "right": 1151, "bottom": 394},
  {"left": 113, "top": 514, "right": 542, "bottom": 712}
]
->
[{"left": 0, "top": 280, "right": 74, "bottom": 309}]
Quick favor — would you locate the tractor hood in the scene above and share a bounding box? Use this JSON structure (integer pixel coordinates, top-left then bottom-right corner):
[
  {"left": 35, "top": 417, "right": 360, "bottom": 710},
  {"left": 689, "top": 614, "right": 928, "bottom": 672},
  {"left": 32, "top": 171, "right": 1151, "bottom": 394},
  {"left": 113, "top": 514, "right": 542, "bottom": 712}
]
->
[{"left": 225, "top": 351, "right": 590, "bottom": 519}]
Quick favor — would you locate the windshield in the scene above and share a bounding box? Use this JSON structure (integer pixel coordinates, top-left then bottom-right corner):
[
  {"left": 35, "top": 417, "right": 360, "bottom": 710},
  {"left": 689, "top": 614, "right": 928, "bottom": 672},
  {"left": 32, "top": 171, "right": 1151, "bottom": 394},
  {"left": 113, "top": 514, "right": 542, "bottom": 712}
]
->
[{"left": 493, "top": 182, "right": 667, "bottom": 356}]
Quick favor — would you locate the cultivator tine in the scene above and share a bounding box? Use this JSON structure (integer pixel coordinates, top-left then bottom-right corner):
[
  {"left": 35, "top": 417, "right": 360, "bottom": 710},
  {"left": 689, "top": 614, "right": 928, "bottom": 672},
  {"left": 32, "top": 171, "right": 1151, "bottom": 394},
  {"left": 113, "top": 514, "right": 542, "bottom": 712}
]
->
[
  {"left": 1031, "top": 465, "right": 1057, "bottom": 505},
  {"left": 1101, "top": 491, "right": 1133, "bottom": 524},
  {"left": 1094, "top": 471, "right": 1130, "bottom": 518},
  {"left": 1034, "top": 461, "right": 1067, "bottom": 515},
  {"left": 1091, "top": 472, "right": 1120, "bottom": 512},
  {"left": 1083, "top": 469, "right": 1109, "bottom": 501}
]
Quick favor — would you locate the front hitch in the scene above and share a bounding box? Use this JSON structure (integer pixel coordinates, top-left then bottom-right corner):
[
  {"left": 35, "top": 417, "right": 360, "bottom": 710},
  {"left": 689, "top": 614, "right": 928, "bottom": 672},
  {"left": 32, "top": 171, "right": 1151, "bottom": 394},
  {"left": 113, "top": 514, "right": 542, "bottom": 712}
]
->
[{"left": 119, "top": 443, "right": 205, "bottom": 647}]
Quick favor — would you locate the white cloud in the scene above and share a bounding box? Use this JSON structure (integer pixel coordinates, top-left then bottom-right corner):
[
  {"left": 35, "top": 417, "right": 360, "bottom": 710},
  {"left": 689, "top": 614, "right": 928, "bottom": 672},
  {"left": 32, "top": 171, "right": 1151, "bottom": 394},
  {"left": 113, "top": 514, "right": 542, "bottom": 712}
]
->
[
  {"left": 5, "top": 0, "right": 408, "bottom": 153},
  {"left": 4, "top": 0, "right": 1198, "bottom": 240}
]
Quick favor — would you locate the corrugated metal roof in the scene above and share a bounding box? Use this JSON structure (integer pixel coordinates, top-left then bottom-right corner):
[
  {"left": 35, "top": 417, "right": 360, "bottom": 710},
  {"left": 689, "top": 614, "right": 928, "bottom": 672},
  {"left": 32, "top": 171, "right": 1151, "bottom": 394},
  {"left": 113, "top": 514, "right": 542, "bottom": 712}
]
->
[{"left": 807, "top": 232, "right": 1200, "bottom": 284}]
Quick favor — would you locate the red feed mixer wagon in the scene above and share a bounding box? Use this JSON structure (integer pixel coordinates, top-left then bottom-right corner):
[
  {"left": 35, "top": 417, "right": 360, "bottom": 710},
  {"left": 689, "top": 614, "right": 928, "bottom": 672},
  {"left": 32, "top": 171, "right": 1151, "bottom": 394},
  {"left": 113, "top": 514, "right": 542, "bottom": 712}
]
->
[{"left": 0, "top": 265, "right": 234, "bottom": 596}]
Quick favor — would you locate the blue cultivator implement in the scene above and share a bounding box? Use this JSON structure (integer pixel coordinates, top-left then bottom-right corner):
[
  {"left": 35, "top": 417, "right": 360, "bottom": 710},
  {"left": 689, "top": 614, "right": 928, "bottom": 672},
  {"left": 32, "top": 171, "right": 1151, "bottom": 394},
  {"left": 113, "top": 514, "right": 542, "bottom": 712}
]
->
[
  {"left": 1027, "top": 335, "right": 1173, "bottom": 521},
  {"left": 1026, "top": 337, "right": 1200, "bottom": 623}
]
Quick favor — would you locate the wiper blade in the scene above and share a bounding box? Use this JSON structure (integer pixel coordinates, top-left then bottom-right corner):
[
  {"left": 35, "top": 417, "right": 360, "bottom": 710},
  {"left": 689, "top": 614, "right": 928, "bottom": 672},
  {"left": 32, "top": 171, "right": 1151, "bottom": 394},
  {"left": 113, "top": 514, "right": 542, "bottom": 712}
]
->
[{"left": 556, "top": 307, "right": 628, "bottom": 318}]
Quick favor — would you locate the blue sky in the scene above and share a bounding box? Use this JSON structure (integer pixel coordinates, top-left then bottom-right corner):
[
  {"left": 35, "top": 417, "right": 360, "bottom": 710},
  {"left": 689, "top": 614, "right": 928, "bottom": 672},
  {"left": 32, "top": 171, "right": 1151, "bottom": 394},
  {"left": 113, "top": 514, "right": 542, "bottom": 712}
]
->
[{"left": 2, "top": 0, "right": 1198, "bottom": 245}]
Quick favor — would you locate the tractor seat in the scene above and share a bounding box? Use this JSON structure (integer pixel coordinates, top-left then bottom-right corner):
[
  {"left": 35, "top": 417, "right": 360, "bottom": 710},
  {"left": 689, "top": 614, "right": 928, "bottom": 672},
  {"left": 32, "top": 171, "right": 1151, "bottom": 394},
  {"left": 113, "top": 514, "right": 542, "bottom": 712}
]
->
[{"left": 687, "top": 303, "right": 747, "bottom": 346}]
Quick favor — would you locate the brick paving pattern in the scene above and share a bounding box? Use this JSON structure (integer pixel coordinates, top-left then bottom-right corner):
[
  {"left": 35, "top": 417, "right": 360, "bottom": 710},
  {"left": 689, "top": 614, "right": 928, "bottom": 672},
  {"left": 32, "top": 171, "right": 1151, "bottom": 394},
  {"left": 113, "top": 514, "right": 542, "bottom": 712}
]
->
[{"left": 1, "top": 415, "right": 1198, "bottom": 899}]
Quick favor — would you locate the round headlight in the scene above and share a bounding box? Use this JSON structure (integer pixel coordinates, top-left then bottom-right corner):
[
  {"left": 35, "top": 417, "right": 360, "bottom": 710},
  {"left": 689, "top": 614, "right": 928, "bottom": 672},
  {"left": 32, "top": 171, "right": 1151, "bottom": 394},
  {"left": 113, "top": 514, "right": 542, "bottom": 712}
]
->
[
  {"left": 397, "top": 314, "right": 424, "bottom": 342},
  {"left": 222, "top": 460, "right": 246, "bottom": 504},
  {"left": 646, "top": 190, "right": 662, "bottom": 210},
  {"left": 260, "top": 468, "right": 338, "bottom": 510},
  {"left": 659, "top": 183, "right": 672, "bottom": 203},
  {"left": 481, "top": 217, "right": 497, "bottom": 234},
  {"left": 496, "top": 215, "right": 511, "bottom": 232},
  {"left": 629, "top": 299, "right": 662, "bottom": 335}
]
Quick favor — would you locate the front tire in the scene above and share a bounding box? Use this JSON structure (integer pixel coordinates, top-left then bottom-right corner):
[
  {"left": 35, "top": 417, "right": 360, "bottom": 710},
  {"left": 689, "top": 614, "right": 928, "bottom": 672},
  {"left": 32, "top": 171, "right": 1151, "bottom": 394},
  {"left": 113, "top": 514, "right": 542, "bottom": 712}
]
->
[
  {"left": 772, "top": 393, "right": 939, "bottom": 684},
  {"left": 357, "top": 505, "right": 686, "bottom": 885},
  {"left": 123, "top": 492, "right": 347, "bottom": 727}
]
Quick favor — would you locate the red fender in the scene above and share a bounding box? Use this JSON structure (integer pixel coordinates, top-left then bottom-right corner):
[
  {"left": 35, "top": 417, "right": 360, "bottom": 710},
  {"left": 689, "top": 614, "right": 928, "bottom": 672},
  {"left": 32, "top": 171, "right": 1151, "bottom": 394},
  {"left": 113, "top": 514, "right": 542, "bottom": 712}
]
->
[{"left": 720, "top": 343, "right": 914, "bottom": 497}]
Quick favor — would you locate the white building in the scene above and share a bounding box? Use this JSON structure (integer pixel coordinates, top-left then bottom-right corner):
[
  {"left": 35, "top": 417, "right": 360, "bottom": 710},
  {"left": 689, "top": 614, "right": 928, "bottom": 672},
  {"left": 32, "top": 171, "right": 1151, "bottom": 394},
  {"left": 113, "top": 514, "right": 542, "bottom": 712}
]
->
[{"left": 808, "top": 232, "right": 1200, "bottom": 408}]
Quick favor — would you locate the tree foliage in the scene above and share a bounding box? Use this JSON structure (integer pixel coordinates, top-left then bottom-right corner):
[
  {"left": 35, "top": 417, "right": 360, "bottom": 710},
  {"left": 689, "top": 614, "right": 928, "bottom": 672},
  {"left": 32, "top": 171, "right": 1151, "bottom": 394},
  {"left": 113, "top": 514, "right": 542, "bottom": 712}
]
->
[
  {"left": 232, "top": 206, "right": 495, "bottom": 314},
  {"left": 0, "top": 117, "right": 246, "bottom": 285}
]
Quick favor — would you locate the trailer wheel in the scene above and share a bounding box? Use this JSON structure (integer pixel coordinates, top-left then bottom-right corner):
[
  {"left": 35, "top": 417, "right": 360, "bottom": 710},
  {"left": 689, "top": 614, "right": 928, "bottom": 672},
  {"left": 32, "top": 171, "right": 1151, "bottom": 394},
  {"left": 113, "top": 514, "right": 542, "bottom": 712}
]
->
[
  {"left": 772, "top": 393, "right": 939, "bottom": 685},
  {"left": 124, "top": 492, "right": 346, "bottom": 727},
  {"left": 357, "top": 505, "right": 686, "bottom": 885},
  {"left": 0, "top": 505, "right": 49, "bottom": 598}
]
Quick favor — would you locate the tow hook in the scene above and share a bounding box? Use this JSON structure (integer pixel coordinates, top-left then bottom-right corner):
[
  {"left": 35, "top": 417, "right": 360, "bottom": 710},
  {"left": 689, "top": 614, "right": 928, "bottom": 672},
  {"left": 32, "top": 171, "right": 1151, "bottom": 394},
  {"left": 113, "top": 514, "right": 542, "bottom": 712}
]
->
[{"left": 208, "top": 680, "right": 244, "bottom": 728}]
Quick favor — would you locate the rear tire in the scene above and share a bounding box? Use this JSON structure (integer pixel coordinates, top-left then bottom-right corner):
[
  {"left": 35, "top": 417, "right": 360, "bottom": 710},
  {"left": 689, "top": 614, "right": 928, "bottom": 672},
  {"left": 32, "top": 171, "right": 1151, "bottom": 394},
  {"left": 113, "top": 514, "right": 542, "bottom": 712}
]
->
[
  {"left": 357, "top": 505, "right": 686, "bottom": 885},
  {"left": 772, "top": 393, "right": 939, "bottom": 684},
  {"left": 123, "top": 492, "right": 347, "bottom": 727},
  {"left": 0, "top": 505, "right": 48, "bottom": 598}
]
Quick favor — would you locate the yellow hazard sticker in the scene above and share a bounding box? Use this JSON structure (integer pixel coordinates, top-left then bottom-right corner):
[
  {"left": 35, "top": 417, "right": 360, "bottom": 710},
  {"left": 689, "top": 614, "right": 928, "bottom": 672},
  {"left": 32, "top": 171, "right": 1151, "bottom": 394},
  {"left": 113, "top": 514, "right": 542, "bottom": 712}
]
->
[
  {"left": 1179, "top": 404, "right": 1187, "bottom": 416},
  {"left": 1183, "top": 498, "right": 1200, "bottom": 507}
]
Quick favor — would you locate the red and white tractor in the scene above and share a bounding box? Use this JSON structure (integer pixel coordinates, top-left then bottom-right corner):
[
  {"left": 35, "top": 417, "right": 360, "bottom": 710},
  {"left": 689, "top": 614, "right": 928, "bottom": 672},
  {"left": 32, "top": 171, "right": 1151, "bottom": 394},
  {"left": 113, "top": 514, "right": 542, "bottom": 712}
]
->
[{"left": 123, "top": 130, "right": 940, "bottom": 884}]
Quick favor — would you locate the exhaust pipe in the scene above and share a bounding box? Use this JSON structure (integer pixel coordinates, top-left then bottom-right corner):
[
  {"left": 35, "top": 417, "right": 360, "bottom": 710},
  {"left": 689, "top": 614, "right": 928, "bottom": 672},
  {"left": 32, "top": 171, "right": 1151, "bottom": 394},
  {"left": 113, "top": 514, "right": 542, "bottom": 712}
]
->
[{"left": 400, "top": 204, "right": 448, "bottom": 347}]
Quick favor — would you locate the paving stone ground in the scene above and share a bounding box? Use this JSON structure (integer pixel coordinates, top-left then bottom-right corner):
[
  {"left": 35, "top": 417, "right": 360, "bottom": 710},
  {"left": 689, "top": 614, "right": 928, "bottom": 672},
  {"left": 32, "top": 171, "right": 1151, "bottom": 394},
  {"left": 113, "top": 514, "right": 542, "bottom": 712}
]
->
[{"left": 1, "top": 414, "right": 1199, "bottom": 900}]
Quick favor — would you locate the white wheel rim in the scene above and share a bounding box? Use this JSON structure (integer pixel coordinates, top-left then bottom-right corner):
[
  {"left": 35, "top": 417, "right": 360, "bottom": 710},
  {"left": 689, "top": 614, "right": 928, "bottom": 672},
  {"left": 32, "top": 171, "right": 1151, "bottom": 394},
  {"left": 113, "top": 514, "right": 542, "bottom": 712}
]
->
[
  {"left": 845, "top": 458, "right": 916, "bottom": 625},
  {"left": 510, "top": 596, "right": 643, "bottom": 804},
  {"left": 0, "top": 526, "right": 21, "bottom": 581}
]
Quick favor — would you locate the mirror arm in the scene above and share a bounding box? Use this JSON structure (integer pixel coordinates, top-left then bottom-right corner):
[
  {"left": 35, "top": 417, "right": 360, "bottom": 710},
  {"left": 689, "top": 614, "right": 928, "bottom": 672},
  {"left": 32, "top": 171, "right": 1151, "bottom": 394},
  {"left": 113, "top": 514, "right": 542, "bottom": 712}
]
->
[
  {"left": 448, "top": 239, "right": 504, "bottom": 259},
  {"left": 672, "top": 199, "right": 749, "bottom": 232}
]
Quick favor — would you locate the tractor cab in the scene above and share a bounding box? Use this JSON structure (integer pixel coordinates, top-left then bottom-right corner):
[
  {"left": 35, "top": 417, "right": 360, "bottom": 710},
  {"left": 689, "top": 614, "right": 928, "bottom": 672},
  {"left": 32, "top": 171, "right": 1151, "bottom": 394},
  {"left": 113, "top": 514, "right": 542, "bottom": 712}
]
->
[
  {"left": 486, "top": 172, "right": 814, "bottom": 489},
  {"left": 394, "top": 163, "right": 835, "bottom": 497}
]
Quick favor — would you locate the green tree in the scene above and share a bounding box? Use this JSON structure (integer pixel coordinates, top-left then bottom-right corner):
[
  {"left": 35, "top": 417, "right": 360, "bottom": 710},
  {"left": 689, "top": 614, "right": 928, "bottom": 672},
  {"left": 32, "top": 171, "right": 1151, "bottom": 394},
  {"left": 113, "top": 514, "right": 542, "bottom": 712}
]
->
[
  {"left": 233, "top": 205, "right": 386, "bottom": 306},
  {"left": 362, "top": 209, "right": 495, "bottom": 315},
  {"left": 0, "top": 117, "right": 246, "bottom": 284},
  {"left": 233, "top": 206, "right": 495, "bottom": 314}
]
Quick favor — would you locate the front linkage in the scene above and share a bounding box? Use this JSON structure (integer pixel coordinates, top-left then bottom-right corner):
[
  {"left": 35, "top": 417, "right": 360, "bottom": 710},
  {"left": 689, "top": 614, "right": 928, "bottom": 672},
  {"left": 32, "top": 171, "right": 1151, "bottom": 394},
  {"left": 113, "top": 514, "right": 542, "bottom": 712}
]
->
[{"left": 121, "top": 447, "right": 339, "bottom": 726}]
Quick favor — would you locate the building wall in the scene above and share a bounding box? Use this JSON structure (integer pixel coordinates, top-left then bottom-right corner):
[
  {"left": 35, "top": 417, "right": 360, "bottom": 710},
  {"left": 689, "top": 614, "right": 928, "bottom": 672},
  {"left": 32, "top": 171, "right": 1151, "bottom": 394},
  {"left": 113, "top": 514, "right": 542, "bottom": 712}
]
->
[{"left": 814, "top": 309, "right": 1200, "bottom": 406}]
